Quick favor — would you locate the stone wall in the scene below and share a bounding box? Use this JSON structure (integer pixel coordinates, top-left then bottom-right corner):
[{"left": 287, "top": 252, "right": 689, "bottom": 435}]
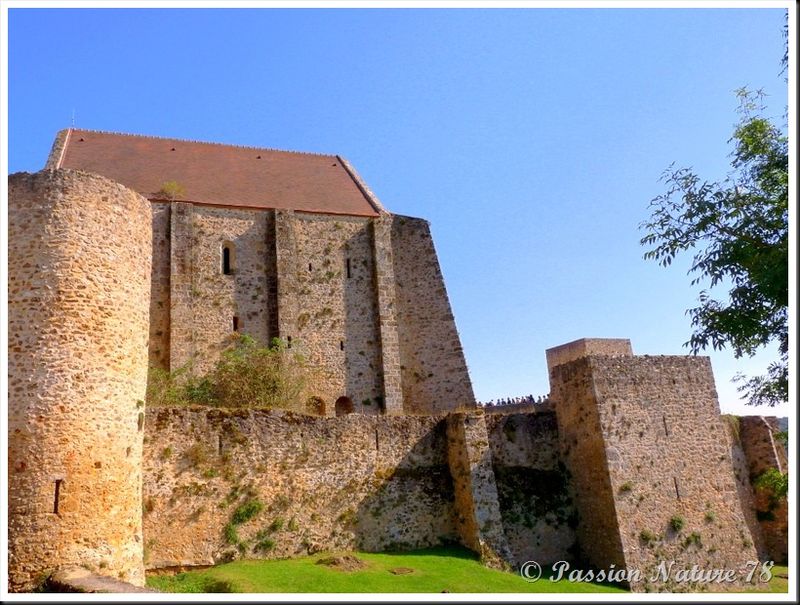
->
[
  {"left": 550, "top": 354, "right": 760, "bottom": 591},
  {"left": 483, "top": 401, "right": 550, "bottom": 415},
  {"left": 148, "top": 202, "right": 171, "bottom": 370},
  {"left": 391, "top": 215, "right": 475, "bottom": 414},
  {"left": 445, "top": 413, "right": 513, "bottom": 569},
  {"left": 169, "top": 202, "right": 195, "bottom": 370},
  {"left": 486, "top": 411, "right": 576, "bottom": 567},
  {"left": 142, "top": 203, "right": 474, "bottom": 417},
  {"left": 142, "top": 408, "right": 460, "bottom": 568},
  {"left": 549, "top": 358, "right": 627, "bottom": 572},
  {"left": 43, "top": 128, "right": 70, "bottom": 170},
  {"left": 371, "top": 215, "right": 403, "bottom": 415},
  {"left": 739, "top": 417, "right": 788, "bottom": 564},
  {"left": 291, "top": 214, "right": 383, "bottom": 413},
  {"left": 545, "top": 338, "right": 633, "bottom": 374},
  {"left": 721, "top": 416, "right": 768, "bottom": 561},
  {"left": 8, "top": 170, "right": 151, "bottom": 591},
  {"left": 162, "top": 204, "right": 275, "bottom": 374},
  {"left": 123, "top": 183, "right": 477, "bottom": 418},
  {"left": 188, "top": 205, "right": 273, "bottom": 374}
]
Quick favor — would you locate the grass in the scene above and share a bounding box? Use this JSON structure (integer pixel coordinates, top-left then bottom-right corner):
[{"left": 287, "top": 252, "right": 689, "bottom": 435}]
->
[
  {"left": 146, "top": 546, "right": 626, "bottom": 593},
  {"left": 147, "top": 549, "right": 789, "bottom": 595},
  {"left": 742, "top": 565, "right": 789, "bottom": 594}
]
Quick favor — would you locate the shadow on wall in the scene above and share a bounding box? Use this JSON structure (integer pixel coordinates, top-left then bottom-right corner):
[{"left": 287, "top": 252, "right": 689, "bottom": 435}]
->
[
  {"left": 142, "top": 410, "right": 460, "bottom": 568},
  {"left": 353, "top": 418, "right": 458, "bottom": 552},
  {"left": 721, "top": 416, "right": 768, "bottom": 561},
  {"left": 141, "top": 408, "right": 582, "bottom": 571},
  {"left": 486, "top": 412, "right": 578, "bottom": 567}
]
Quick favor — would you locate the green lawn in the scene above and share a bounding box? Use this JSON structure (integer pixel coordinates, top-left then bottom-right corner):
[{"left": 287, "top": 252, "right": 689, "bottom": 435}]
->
[
  {"left": 147, "top": 548, "right": 789, "bottom": 594},
  {"left": 146, "top": 546, "right": 626, "bottom": 594},
  {"left": 744, "top": 565, "right": 789, "bottom": 594}
]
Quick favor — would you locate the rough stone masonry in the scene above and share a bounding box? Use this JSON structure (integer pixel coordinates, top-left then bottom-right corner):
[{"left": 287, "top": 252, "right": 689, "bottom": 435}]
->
[{"left": 6, "top": 129, "right": 788, "bottom": 592}]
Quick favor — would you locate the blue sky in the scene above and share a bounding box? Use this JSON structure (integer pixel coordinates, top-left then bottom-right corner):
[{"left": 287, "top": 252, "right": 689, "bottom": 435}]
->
[{"left": 5, "top": 5, "right": 791, "bottom": 415}]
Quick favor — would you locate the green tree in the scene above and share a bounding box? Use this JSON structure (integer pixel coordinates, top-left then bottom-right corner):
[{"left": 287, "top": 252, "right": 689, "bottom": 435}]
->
[{"left": 639, "top": 89, "right": 788, "bottom": 407}]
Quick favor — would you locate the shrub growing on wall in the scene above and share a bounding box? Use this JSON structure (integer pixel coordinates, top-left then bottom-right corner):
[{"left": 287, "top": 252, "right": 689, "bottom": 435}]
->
[
  {"left": 212, "top": 335, "right": 315, "bottom": 410},
  {"left": 147, "top": 335, "right": 322, "bottom": 413},
  {"left": 157, "top": 180, "right": 186, "bottom": 201},
  {"left": 146, "top": 364, "right": 213, "bottom": 407}
]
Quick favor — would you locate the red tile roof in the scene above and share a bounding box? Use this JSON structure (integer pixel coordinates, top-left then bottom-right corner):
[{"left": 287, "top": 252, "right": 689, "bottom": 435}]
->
[{"left": 55, "top": 128, "right": 381, "bottom": 216}]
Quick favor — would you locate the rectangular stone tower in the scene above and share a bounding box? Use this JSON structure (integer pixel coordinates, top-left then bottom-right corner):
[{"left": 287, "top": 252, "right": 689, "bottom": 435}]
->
[{"left": 547, "top": 338, "right": 760, "bottom": 591}]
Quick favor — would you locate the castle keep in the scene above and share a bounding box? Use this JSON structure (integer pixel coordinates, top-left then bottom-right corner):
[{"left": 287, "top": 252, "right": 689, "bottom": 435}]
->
[
  {"left": 42, "top": 128, "right": 475, "bottom": 416},
  {"left": 7, "top": 129, "right": 787, "bottom": 592}
]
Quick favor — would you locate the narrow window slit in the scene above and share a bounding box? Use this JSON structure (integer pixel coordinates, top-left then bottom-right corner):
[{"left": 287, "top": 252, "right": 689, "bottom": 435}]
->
[
  {"left": 287, "top": 336, "right": 292, "bottom": 348},
  {"left": 222, "top": 243, "right": 234, "bottom": 275},
  {"left": 346, "top": 258, "right": 352, "bottom": 278},
  {"left": 53, "top": 479, "right": 63, "bottom": 514},
  {"left": 232, "top": 316, "right": 239, "bottom": 332},
  {"left": 218, "top": 434, "right": 223, "bottom": 455},
  {"left": 662, "top": 415, "right": 669, "bottom": 436},
  {"left": 340, "top": 340, "right": 344, "bottom": 351}
]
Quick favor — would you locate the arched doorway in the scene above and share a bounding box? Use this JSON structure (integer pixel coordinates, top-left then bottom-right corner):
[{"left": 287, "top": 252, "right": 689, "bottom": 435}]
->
[
  {"left": 307, "top": 396, "right": 326, "bottom": 417},
  {"left": 335, "top": 396, "right": 354, "bottom": 417}
]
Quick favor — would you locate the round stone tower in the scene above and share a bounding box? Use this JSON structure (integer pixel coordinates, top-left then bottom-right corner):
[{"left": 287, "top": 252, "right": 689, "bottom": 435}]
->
[{"left": 8, "top": 169, "right": 152, "bottom": 591}]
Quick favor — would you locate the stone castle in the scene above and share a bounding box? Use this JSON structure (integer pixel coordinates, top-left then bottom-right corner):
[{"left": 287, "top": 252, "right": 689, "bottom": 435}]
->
[{"left": 7, "top": 129, "right": 787, "bottom": 592}]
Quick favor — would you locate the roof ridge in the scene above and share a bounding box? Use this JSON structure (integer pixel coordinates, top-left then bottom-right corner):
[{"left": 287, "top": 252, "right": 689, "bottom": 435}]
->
[
  {"left": 68, "top": 127, "right": 338, "bottom": 158},
  {"left": 336, "top": 155, "right": 386, "bottom": 214}
]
